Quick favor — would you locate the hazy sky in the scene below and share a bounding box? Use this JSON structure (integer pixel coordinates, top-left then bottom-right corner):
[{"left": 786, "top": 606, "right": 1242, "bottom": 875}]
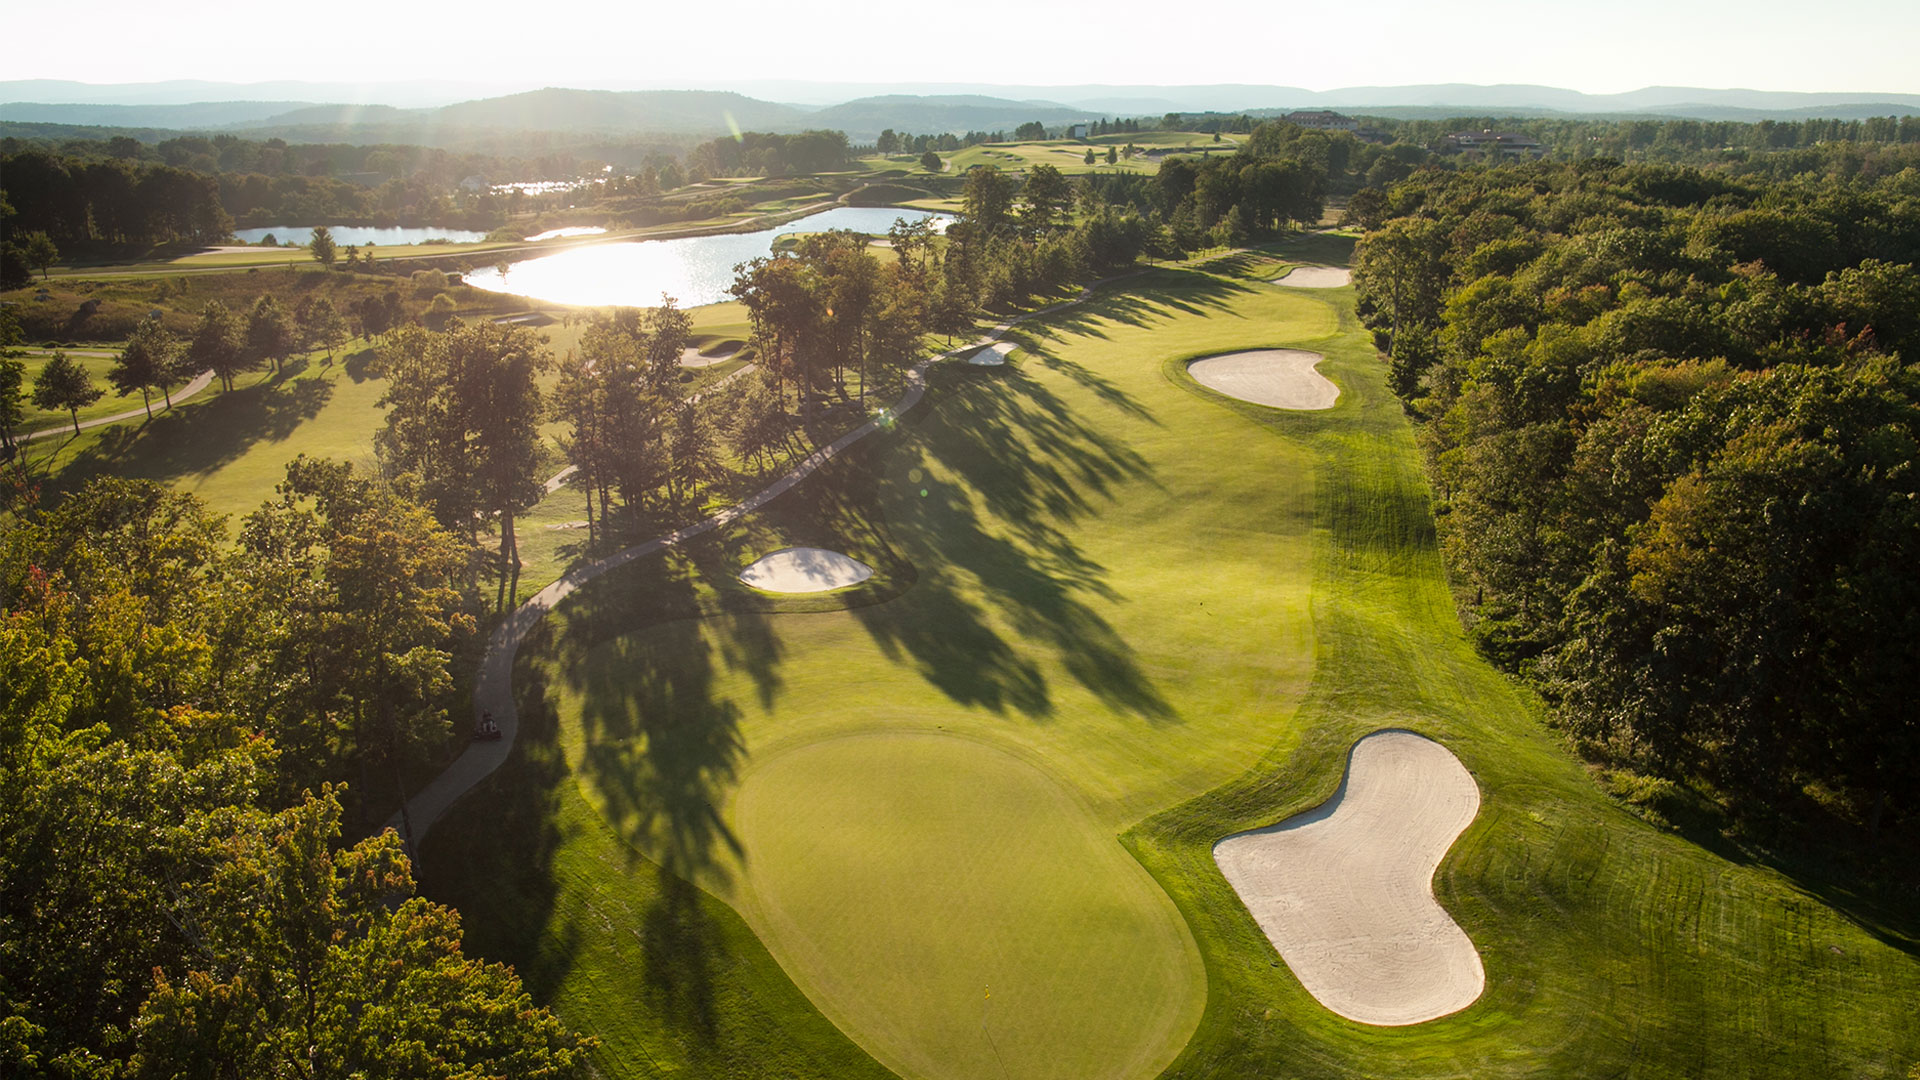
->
[{"left": 9, "top": 0, "right": 1918, "bottom": 94}]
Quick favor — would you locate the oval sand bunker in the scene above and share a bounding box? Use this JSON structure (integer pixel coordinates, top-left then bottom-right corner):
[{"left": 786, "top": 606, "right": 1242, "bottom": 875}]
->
[
  {"left": 1189, "top": 349, "right": 1339, "bottom": 410},
  {"left": 967, "top": 341, "right": 1015, "bottom": 366},
  {"left": 1214, "top": 730, "right": 1484, "bottom": 1025},
  {"left": 738, "top": 547, "right": 873, "bottom": 593},
  {"left": 1275, "top": 265, "right": 1351, "bottom": 288}
]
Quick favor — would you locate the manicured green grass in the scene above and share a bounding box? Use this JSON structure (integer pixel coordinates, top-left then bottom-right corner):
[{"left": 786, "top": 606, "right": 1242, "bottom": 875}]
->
[
  {"left": 24, "top": 349, "right": 390, "bottom": 523},
  {"left": 15, "top": 349, "right": 150, "bottom": 430},
  {"left": 420, "top": 247, "right": 1920, "bottom": 1080},
  {"left": 734, "top": 732, "right": 1203, "bottom": 1080},
  {"left": 943, "top": 142, "right": 1161, "bottom": 176},
  {"left": 462, "top": 266, "right": 1332, "bottom": 1078},
  {"left": 20, "top": 298, "right": 758, "bottom": 547}
]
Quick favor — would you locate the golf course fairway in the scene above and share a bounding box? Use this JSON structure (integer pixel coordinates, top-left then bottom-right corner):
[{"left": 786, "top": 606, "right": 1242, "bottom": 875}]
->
[{"left": 418, "top": 246, "right": 1920, "bottom": 1080}]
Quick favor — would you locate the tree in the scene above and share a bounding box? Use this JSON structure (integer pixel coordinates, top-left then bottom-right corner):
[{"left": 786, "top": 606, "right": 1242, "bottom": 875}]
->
[
  {"left": 1106, "top": 145, "right": 1119, "bottom": 165},
  {"left": 465, "top": 325, "right": 550, "bottom": 603},
  {"left": 188, "top": 300, "right": 252, "bottom": 391},
  {"left": 375, "top": 321, "right": 551, "bottom": 596},
  {"left": 126, "top": 792, "right": 594, "bottom": 1080},
  {"left": 876, "top": 128, "right": 899, "bottom": 155},
  {"left": 665, "top": 397, "right": 720, "bottom": 505},
  {"left": 1019, "top": 164, "right": 1071, "bottom": 237},
  {"left": 961, "top": 166, "right": 1017, "bottom": 238},
  {"left": 553, "top": 346, "right": 609, "bottom": 544},
  {"left": 21, "top": 231, "right": 58, "bottom": 280},
  {"left": 0, "top": 356, "right": 24, "bottom": 460},
  {"left": 31, "top": 351, "right": 103, "bottom": 434},
  {"left": 726, "top": 370, "right": 788, "bottom": 473},
  {"left": 353, "top": 289, "right": 404, "bottom": 342},
  {"left": 920, "top": 150, "right": 942, "bottom": 173},
  {"left": 309, "top": 225, "right": 337, "bottom": 268},
  {"left": 1084, "top": 147, "right": 1098, "bottom": 166},
  {"left": 244, "top": 294, "right": 295, "bottom": 375},
  {"left": 109, "top": 319, "right": 179, "bottom": 417},
  {"left": 295, "top": 295, "right": 349, "bottom": 361},
  {"left": 643, "top": 294, "right": 692, "bottom": 396}
]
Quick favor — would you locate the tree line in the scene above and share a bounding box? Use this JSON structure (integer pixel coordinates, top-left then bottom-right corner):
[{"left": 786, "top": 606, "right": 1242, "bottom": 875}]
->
[
  {"left": 1, "top": 150, "right": 230, "bottom": 247},
  {"left": 686, "top": 130, "right": 852, "bottom": 179},
  {"left": 1350, "top": 159, "right": 1920, "bottom": 831}
]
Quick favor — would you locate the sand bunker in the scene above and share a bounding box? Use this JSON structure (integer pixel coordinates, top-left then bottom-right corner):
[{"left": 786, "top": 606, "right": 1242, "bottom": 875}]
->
[
  {"left": 680, "top": 341, "right": 743, "bottom": 368},
  {"left": 1275, "top": 265, "right": 1351, "bottom": 288},
  {"left": 967, "top": 342, "right": 1015, "bottom": 366},
  {"left": 1188, "top": 350, "right": 1338, "bottom": 410},
  {"left": 1213, "top": 730, "right": 1484, "bottom": 1025},
  {"left": 738, "top": 547, "right": 873, "bottom": 593}
]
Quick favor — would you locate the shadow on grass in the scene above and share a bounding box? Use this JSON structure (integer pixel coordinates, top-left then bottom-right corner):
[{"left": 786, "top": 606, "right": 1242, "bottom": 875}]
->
[
  {"left": 852, "top": 353, "right": 1174, "bottom": 723},
  {"left": 45, "top": 368, "right": 336, "bottom": 496},
  {"left": 415, "top": 655, "right": 578, "bottom": 1004}
]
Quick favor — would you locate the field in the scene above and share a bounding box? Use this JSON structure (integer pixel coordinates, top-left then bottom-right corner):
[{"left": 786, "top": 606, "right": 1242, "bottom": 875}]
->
[
  {"left": 13, "top": 299, "right": 752, "bottom": 558},
  {"left": 408, "top": 244, "right": 1920, "bottom": 1079}
]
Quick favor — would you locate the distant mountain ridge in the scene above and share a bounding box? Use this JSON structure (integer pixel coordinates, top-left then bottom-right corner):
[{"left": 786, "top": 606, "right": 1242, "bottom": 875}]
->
[{"left": 4, "top": 81, "right": 1918, "bottom": 146}]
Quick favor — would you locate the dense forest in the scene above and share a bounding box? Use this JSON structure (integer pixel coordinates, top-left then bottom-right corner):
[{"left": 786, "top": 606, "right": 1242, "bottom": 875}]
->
[
  {"left": 1350, "top": 159, "right": 1920, "bottom": 831},
  {"left": 0, "top": 152, "right": 231, "bottom": 246}
]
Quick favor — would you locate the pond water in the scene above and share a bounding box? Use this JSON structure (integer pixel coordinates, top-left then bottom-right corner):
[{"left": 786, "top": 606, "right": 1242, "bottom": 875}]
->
[
  {"left": 231, "top": 225, "right": 490, "bottom": 246},
  {"left": 464, "top": 206, "right": 954, "bottom": 308}
]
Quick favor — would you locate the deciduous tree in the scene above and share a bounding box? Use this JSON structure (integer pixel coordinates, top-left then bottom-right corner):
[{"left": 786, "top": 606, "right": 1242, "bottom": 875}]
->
[
  {"left": 30, "top": 350, "right": 102, "bottom": 433},
  {"left": 109, "top": 319, "right": 179, "bottom": 416},
  {"left": 188, "top": 300, "right": 252, "bottom": 392}
]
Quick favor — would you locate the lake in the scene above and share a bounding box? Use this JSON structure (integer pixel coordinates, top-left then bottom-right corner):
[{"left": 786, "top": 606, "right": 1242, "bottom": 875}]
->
[
  {"left": 463, "top": 206, "right": 954, "bottom": 308},
  {"left": 232, "top": 225, "right": 490, "bottom": 246}
]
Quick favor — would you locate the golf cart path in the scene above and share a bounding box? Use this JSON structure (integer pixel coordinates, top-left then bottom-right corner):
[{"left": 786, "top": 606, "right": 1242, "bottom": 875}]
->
[
  {"left": 23, "top": 369, "right": 216, "bottom": 442},
  {"left": 389, "top": 276, "right": 1136, "bottom": 847}
]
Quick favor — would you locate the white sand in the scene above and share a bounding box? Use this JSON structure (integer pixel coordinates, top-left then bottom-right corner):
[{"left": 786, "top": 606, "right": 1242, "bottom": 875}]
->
[
  {"left": 1188, "top": 350, "right": 1338, "bottom": 410},
  {"left": 738, "top": 547, "right": 873, "bottom": 592},
  {"left": 968, "top": 342, "right": 1015, "bottom": 366},
  {"left": 1275, "top": 266, "right": 1352, "bottom": 288},
  {"left": 681, "top": 342, "right": 743, "bottom": 368},
  {"left": 1213, "top": 730, "right": 1484, "bottom": 1026}
]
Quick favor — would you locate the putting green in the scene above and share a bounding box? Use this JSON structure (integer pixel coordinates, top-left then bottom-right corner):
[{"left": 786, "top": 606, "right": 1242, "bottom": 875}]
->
[{"left": 735, "top": 733, "right": 1202, "bottom": 1080}]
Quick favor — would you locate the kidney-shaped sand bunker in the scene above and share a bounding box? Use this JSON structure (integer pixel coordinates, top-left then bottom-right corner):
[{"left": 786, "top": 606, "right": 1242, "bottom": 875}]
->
[
  {"left": 1214, "top": 730, "right": 1485, "bottom": 1025},
  {"left": 738, "top": 547, "right": 873, "bottom": 593},
  {"left": 1188, "top": 349, "right": 1339, "bottom": 411}
]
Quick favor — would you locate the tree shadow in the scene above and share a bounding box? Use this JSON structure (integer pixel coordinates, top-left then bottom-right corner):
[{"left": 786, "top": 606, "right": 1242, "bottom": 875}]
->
[
  {"left": 46, "top": 370, "right": 335, "bottom": 496},
  {"left": 556, "top": 563, "right": 750, "bottom": 885},
  {"left": 640, "top": 866, "right": 722, "bottom": 1041},
  {"left": 343, "top": 346, "right": 379, "bottom": 383},
  {"left": 413, "top": 654, "right": 578, "bottom": 1005},
  {"left": 1030, "top": 269, "right": 1257, "bottom": 348},
  {"left": 853, "top": 359, "right": 1175, "bottom": 723}
]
